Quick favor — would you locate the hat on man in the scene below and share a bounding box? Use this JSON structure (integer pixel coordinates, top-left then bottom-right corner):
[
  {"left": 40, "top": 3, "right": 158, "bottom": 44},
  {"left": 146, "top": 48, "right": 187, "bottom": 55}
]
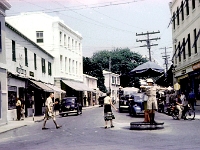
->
[{"left": 146, "top": 78, "right": 154, "bottom": 83}]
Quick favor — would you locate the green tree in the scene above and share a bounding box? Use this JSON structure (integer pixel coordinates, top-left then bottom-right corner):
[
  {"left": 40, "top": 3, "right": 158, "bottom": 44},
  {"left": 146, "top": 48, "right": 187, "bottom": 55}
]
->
[
  {"left": 91, "top": 48, "right": 147, "bottom": 88},
  {"left": 83, "top": 57, "right": 107, "bottom": 93},
  {"left": 83, "top": 48, "right": 147, "bottom": 91}
]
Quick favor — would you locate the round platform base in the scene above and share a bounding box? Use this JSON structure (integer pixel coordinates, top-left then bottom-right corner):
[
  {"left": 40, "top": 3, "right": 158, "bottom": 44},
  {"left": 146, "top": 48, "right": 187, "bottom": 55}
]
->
[{"left": 130, "top": 122, "right": 164, "bottom": 130}]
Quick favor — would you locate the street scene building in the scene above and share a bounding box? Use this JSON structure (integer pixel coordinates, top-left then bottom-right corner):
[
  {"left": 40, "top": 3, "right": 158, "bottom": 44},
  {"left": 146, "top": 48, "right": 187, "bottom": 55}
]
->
[
  {"left": 6, "top": 12, "right": 91, "bottom": 105},
  {"left": 83, "top": 74, "right": 98, "bottom": 106},
  {"left": 170, "top": 0, "right": 200, "bottom": 97},
  {"left": 0, "top": 0, "right": 11, "bottom": 125},
  {"left": 103, "top": 70, "right": 120, "bottom": 102},
  {"left": 5, "top": 22, "right": 57, "bottom": 119}
]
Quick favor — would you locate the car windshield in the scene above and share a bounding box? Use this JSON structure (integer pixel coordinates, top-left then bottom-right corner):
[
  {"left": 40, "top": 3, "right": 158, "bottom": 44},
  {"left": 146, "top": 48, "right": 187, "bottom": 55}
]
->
[
  {"left": 134, "top": 95, "right": 143, "bottom": 101},
  {"left": 124, "top": 91, "right": 137, "bottom": 96},
  {"left": 62, "top": 98, "right": 76, "bottom": 104}
]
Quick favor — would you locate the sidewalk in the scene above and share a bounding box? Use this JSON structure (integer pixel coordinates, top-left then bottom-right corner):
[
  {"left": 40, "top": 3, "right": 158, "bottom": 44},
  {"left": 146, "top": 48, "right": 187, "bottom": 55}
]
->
[{"left": 0, "top": 105, "right": 100, "bottom": 134}]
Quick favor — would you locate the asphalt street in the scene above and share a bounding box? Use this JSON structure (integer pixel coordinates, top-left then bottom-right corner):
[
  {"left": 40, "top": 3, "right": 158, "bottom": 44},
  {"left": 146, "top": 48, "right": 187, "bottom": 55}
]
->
[{"left": 0, "top": 105, "right": 200, "bottom": 150}]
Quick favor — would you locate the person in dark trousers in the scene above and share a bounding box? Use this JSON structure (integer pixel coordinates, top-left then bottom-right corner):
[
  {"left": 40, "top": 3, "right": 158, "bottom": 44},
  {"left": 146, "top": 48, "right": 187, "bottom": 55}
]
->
[
  {"left": 83, "top": 95, "right": 87, "bottom": 106},
  {"left": 42, "top": 93, "right": 62, "bottom": 130},
  {"left": 54, "top": 98, "right": 60, "bottom": 116},
  {"left": 188, "top": 89, "right": 196, "bottom": 110},
  {"left": 16, "top": 98, "right": 21, "bottom": 121}
]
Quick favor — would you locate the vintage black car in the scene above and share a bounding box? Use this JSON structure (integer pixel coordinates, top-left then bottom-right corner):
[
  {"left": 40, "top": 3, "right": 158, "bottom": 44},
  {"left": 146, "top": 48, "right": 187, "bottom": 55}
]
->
[
  {"left": 59, "top": 97, "right": 82, "bottom": 117},
  {"left": 119, "top": 87, "right": 139, "bottom": 113},
  {"left": 98, "top": 96, "right": 106, "bottom": 107}
]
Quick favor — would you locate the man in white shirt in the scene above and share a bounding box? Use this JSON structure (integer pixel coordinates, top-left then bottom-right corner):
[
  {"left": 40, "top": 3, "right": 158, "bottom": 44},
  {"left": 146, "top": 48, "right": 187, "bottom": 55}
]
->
[{"left": 42, "top": 93, "right": 62, "bottom": 130}]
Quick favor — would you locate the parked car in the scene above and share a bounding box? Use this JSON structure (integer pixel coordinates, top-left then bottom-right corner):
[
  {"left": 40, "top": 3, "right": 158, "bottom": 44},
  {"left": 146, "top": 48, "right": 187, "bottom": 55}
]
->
[
  {"left": 98, "top": 96, "right": 106, "bottom": 107},
  {"left": 59, "top": 97, "right": 82, "bottom": 117},
  {"left": 129, "top": 93, "right": 147, "bottom": 116},
  {"left": 119, "top": 87, "right": 139, "bottom": 113}
]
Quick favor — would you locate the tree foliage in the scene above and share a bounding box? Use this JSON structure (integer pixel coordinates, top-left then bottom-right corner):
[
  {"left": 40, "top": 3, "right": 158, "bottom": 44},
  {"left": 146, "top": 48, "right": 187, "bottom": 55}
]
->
[
  {"left": 83, "top": 48, "right": 148, "bottom": 91},
  {"left": 83, "top": 57, "right": 107, "bottom": 93}
]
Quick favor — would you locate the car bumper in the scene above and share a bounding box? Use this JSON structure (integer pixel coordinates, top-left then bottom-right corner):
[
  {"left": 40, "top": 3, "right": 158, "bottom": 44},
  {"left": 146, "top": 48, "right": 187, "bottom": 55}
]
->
[{"left": 119, "top": 106, "right": 129, "bottom": 109}]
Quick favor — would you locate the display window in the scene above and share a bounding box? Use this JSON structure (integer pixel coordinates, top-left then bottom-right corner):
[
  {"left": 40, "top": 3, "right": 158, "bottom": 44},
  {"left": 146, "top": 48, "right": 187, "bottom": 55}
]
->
[{"left": 8, "top": 86, "right": 17, "bottom": 110}]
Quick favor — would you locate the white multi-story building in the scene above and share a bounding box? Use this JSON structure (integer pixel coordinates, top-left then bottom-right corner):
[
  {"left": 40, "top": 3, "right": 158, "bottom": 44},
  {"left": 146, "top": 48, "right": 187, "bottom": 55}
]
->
[
  {"left": 0, "top": 0, "right": 11, "bottom": 125},
  {"left": 6, "top": 12, "right": 88, "bottom": 104},
  {"left": 169, "top": 0, "right": 200, "bottom": 95},
  {"left": 103, "top": 70, "right": 120, "bottom": 101},
  {"left": 5, "top": 22, "right": 60, "bottom": 119},
  {"left": 83, "top": 74, "right": 98, "bottom": 106}
]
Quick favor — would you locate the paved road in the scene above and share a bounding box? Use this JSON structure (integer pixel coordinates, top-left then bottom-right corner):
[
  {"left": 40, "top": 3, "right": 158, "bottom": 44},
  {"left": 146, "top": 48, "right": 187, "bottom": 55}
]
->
[{"left": 0, "top": 106, "right": 200, "bottom": 150}]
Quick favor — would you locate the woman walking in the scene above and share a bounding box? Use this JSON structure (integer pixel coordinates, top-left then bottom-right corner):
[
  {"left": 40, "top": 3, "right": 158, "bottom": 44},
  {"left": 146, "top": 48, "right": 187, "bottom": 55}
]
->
[{"left": 104, "top": 92, "right": 117, "bottom": 129}]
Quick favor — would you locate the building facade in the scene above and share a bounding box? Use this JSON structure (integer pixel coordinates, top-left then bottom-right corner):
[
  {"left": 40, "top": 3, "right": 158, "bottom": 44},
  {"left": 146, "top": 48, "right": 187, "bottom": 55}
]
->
[
  {"left": 5, "top": 22, "right": 56, "bottom": 120},
  {"left": 6, "top": 12, "right": 89, "bottom": 105},
  {"left": 103, "top": 70, "right": 120, "bottom": 102},
  {"left": 0, "top": 0, "right": 11, "bottom": 125},
  {"left": 83, "top": 74, "right": 98, "bottom": 106},
  {"left": 170, "top": 0, "right": 200, "bottom": 97}
]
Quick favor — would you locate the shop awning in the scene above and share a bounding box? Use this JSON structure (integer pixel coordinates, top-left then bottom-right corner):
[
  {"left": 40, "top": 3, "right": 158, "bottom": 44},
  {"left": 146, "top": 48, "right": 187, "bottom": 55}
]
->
[
  {"left": 62, "top": 80, "right": 94, "bottom": 92},
  {"left": 45, "top": 84, "right": 66, "bottom": 93},
  {"left": 29, "top": 80, "right": 53, "bottom": 92}
]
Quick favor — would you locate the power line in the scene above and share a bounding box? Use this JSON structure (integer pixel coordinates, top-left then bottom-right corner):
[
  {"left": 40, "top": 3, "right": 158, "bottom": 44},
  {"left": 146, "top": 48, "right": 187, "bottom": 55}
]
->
[
  {"left": 136, "top": 31, "right": 160, "bottom": 61},
  {"left": 160, "top": 47, "right": 172, "bottom": 76}
]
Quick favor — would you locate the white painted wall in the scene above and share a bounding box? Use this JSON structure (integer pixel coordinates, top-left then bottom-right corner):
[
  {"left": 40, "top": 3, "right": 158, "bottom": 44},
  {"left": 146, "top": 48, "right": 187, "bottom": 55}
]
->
[
  {"left": 0, "top": 0, "right": 11, "bottom": 125},
  {"left": 5, "top": 23, "right": 54, "bottom": 83},
  {"left": 103, "top": 70, "right": 120, "bottom": 101},
  {"left": 170, "top": 0, "right": 200, "bottom": 77},
  {"left": 6, "top": 12, "right": 83, "bottom": 82}
]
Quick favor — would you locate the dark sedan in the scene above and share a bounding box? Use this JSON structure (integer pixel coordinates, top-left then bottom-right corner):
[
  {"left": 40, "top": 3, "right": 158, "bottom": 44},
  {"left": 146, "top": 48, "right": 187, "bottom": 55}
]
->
[{"left": 59, "top": 97, "right": 82, "bottom": 117}]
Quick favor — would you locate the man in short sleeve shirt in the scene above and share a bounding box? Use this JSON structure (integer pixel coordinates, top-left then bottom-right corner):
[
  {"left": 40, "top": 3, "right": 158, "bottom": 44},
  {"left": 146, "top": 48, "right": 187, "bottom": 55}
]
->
[{"left": 42, "top": 93, "right": 62, "bottom": 130}]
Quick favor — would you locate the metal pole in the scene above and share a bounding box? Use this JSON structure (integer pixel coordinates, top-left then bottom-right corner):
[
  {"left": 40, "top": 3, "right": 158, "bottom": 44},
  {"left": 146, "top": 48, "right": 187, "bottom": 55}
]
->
[
  {"left": 109, "top": 57, "right": 111, "bottom": 92},
  {"left": 32, "top": 91, "right": 34, "bottom": 121}
]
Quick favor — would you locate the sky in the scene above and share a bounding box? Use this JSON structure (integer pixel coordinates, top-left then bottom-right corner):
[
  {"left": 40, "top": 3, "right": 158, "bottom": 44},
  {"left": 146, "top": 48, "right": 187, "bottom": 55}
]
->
[{"left": 6, "top": 0, "right": 173, "bottom": 68}]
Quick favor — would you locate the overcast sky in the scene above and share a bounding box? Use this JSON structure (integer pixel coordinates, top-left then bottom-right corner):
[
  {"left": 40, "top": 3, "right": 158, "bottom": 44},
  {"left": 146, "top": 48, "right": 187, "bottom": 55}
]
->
[{"left": 6, "top": 0, "right": 173, "bottom": 68}]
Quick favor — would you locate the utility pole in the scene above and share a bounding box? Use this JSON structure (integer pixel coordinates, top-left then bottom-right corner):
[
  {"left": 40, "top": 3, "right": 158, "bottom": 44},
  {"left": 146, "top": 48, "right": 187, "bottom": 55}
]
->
[
  {"left": 160, "top": 47, "right": 172, "bottom": 77},
  {"left": 109, "top": 56, "right": 111, "bottom": 92},
  {"left": 136, "top": 31, "right": 160, "bottom": 61}
]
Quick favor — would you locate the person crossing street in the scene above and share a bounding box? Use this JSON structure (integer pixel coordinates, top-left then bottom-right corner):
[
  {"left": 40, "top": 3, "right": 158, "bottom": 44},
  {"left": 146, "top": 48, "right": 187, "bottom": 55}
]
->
[{"left": 42, "top": 93, "right": 62, "bottom": 130}]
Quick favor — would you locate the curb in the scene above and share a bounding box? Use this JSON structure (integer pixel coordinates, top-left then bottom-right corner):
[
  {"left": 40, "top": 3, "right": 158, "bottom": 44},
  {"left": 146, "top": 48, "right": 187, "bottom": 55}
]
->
[{"left": 0, "top": 125, "right": 27, "bottom": 134}]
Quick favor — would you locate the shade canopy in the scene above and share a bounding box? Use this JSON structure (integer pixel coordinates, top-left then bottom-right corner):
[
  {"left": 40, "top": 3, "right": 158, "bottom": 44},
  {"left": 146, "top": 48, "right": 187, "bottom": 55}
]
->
[
  {"left": 130, "top": 61, "right": 164, "bottom": 77},
  {"left": 62, "top": 80, "right": 94, "bottom": 92}
]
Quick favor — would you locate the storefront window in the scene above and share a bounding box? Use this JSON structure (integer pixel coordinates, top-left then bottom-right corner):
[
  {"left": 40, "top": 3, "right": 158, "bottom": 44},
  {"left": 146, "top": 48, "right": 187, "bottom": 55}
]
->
[{"left": 8, "top": 86, "right": 17, "bottom": 110}]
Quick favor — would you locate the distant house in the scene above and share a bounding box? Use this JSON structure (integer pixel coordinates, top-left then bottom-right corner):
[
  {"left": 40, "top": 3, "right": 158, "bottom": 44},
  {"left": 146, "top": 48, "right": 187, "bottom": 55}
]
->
[{"left": 103, "top": 70, "right": 120, "bottom": 101}]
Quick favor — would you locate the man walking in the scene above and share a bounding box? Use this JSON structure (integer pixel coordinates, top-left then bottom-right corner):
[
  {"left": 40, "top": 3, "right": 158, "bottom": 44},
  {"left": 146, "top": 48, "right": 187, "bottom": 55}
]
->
[{"left": 42, "top": 93, "right": 62, "bottom": 130}]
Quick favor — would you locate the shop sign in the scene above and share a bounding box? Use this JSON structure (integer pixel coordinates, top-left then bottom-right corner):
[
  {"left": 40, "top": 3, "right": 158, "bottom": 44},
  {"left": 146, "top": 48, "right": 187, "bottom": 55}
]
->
[
  {"left": 174, "top": 83, "right": 180, "bottom": 90},
  {"left": 29, "top": 71, "right": 34, "bottom": 77},
  {"left": 16, "top": 67, "right": 26, "bottom": 75},
  {"left": 192, "top": 62, "right": 200, "bottom": 70},
  {"left": 177, "top": 74, "right": 188, "bottom": 82},
  {"left": 8, "top": 86, "right": 17, "bottom": 92}
]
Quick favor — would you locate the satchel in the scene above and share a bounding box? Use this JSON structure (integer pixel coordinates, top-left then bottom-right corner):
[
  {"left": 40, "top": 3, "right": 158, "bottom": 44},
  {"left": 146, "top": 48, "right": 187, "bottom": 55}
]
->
[{"left": 112, "top": 114, "right": 115, "bottom": 119}]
